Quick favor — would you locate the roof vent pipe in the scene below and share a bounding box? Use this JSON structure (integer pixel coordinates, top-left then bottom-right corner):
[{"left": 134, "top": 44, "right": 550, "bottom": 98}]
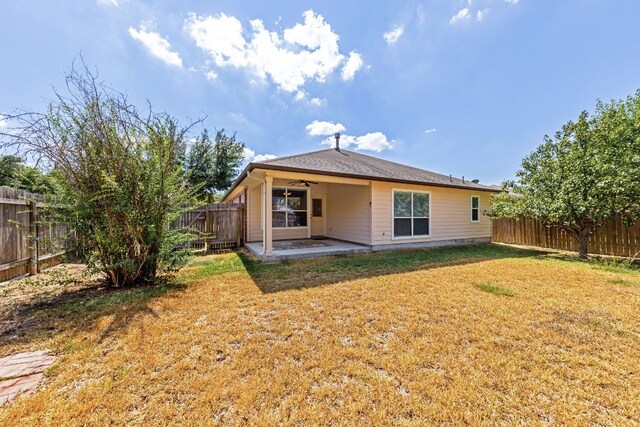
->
[{"left": 335, "top": 133, "right": 340, "bottom": 151}]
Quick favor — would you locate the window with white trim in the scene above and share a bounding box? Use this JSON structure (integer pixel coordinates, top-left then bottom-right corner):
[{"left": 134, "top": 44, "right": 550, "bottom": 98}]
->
[
  {"left": 272, "top": 188, "right": 308, "bottom": 228},
  {"left": 393, "top": 190, "right": 430, "bottom": 237},
  {"left": 471, "top": 196, "right": 480, "bottom": 222}
]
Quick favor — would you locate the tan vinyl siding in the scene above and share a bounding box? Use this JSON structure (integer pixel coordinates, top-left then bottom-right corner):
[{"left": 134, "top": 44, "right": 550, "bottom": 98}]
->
[
  {"left": 371, "top": 181, "right": 491, "bottom": 245},
  {"left": 246, "top": 180, "right": 328, "bottom": 242},
  {"left": 325, "top": 183, "right": 371, "bottom": 245},
  {"left": 247, "top": 185, "right": 262, "bottom": 242}
]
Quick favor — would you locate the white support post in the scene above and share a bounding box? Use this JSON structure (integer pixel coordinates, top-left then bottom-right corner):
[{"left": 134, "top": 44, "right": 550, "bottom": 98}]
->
[
  {"left": 263, "top": 176, "right": 273, "bottom": 256},
  {"left": 307, "top": 187, "right": 312, "bottom": 239}
]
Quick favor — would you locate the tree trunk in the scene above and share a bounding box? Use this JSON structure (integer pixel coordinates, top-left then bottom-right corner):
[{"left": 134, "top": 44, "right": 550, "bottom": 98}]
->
[{"left": 577, "top": 234, "right": 589, "bottom": 259}]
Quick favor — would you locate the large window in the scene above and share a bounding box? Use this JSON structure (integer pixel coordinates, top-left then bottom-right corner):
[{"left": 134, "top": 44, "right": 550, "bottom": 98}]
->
[
  {"left": 393, "top": 190, "right": 430, "bottom": 238},
  {"left": 272, "top": 188, "right": 308, "bottom": 228},
  {"left": 471, "top": 196, "right": 480, "bottom": 222}
]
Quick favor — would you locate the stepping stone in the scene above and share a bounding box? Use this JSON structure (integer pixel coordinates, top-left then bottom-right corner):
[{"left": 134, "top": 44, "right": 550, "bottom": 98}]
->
[{"left": 0, "top": 351, "right": 55, "bottom": 405}]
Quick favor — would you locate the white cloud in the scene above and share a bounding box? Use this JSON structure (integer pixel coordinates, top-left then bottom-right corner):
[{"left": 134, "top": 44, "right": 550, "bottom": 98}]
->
[
  {"left": 204, "top": 70, "right": 218, "bottom": 80},
  {"left": 477, "top": 8, "right": 489, "bottom": 21},
  {"left": 185, "top": 13, "right": 248, "bottom": 68},
  {"left": 307, "top": 120, "right": 394, "bottom": 152},
  {"left": 128, "top": 24, "right": 183, "bottom": 67},
  {"left": 310, "top": 97, "right": 326, "bottom": 106},
  {"left": 0, "top": 115, "right": 7, "bottom": 129},
  {"left": 383, "top": 25, "right": 405, "bottom": 45},
  {"left": 305, "top": 120, "right": 346, "bottom": 136},
  {"left": 253, "top": 154, "right": 278, "bottom": 162},
  {"left": 322, "top": 132, "right": 395, "bottom": 152},
  {"left": 293, "top": 91, "right": 327, "bottom": 106},
  {"left": 449, "top": 8, "right": 471, "bottom": 25},
  {"left": 341, "top": 51, "right": 363, "bottom": 81},
  {"left": 425, "top": 128, "right": 437, "bottom": 133},
  {"left": 243, "top": 147, "right": 277, "bottom": 163},
  {"left": 243, "top": 147, "right": 255, "bottom": 159},
  {"left": 185, "top": 10, "right": 360, "bottom": 93},
  {"left": 504, "top": 0, "right": 519, "bottom": 4}
]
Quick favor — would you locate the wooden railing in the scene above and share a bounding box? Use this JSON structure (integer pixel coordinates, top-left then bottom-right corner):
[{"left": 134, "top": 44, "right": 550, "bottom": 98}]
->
[{"left": 492, "top": 215, "right": 640, "bottom": 258}]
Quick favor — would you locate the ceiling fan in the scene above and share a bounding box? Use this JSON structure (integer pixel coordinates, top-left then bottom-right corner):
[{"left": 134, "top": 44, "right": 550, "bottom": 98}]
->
[{"left": 288, "top": 179, "right": 319, "bottom": 187}]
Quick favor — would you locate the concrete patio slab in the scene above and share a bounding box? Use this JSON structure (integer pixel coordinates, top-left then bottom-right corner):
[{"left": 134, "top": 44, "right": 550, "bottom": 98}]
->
[{"left": 245, "top": 239, "right": 370, "bottom": 262}]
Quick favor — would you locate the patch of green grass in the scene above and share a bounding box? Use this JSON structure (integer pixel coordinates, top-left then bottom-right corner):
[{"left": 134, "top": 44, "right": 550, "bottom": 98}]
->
[
  {"left": 63, "top": 281, "right": 183, "bottom": 315},
  {"left": 186, "top": 255, "right": 248, "bottom": 279},
  {"left": 538, "top": 254, "right": 640, "bottom": 275},
  {"left": 476, "top": 283, "right": 515, "bottom": 297},
  {"left": 608, "top": 277, "right": 637, "bottom": 286},
  {"left": 582, "top": 258, "right": 640, "bottom": 275}
]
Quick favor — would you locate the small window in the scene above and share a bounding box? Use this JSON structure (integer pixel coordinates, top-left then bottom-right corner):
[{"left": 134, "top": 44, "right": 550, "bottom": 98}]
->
[
  {"left": 312, "top": 198, "right": 323, "bottom": 217},
  {"left": 272, "top": 188, "right": 307, "bottom": 227},
  {"left": 393, "top": 190, "right": 430, "bottom": 238},
  {"left": 471, "top": 196, "right": 480, "bottom": 222}
]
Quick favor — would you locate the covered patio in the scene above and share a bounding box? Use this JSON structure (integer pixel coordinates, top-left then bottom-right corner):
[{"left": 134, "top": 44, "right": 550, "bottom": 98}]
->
[
  {"left": 226, "top": 166, "right": 373, "bottom": 261},
  {"left": 245, "top": 239, "right": 370, "bottom": 262}
]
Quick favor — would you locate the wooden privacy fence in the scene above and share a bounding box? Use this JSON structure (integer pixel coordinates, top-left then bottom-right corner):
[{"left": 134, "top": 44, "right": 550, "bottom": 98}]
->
[
  {"left": 492, "top": 215, "right": 640, "bottom": 258},
  {"left": 0, "top": 187, "right": 74, "bottom": 283},
  {"left": 172, "top": 203, "right": 245, "bottom": 252}
]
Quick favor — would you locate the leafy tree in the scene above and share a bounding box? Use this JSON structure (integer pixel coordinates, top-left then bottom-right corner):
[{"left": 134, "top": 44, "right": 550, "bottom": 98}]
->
[
  {"left": 0, "top": 155, "right": 57, "bottom": 193},
  {"left": 212, "top": 129, "right": 245, "bottom": 193},
  {"left": 493, "top": 91, "right": 640, "bottom": 259},
  {"left": 183, "top": 128, "right": 245, "bottom": 200},
  {"left": 0, "top": 155, "right": 22, "bottom": 187},
  {"left": 0, "top": 61, "right": 198, "bottom": 287},
  {"left": 185, "top": 129, "right": 216, "bottom": 200}
]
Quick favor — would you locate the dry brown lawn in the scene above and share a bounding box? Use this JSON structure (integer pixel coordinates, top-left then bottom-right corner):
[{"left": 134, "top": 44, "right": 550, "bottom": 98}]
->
[{"left": 1, "top": 244, "right": 639, "bottom": 425}]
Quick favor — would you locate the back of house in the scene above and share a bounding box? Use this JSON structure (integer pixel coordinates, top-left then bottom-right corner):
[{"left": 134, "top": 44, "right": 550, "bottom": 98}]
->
[{"left": 223, "top": 145, "right": 498, "bottom": 260}]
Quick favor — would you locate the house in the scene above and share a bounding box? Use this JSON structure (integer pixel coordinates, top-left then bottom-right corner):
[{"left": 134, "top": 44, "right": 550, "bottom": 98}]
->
[{"left": 223, "top": 136, "right": 499, "bottom": 261}]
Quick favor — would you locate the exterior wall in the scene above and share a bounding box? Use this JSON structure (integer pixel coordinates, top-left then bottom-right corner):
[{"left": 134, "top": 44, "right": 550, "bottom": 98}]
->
[
  {"left": 247, "top": 185, "right": 262, "bottom": 242},
  {"left": 325, "top": 183, "right": 372, "bottom": 245},
  {"left": 246, "top": 174, "right": 493, "bottom": 248},
  {"left": 371, "top": 181, "right": 492, "bottom": 248},
  {"left": 246, "top": 179, "right": 328, "bottom": 242}
]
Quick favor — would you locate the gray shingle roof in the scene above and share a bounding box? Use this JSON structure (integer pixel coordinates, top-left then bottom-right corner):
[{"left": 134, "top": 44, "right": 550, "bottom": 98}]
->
[{"left": 225, "top": 148, "right": 498, "bottom": 200}]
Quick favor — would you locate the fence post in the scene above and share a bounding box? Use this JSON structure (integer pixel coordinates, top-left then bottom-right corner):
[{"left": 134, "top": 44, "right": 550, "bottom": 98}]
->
[
  {"left": 204, "top": 205, "right": 209, "bottom": 253},
  {"left": 237, "top": 207, "right": 242, "bottom": 247},
  {"left": 28, "top": 200, "right": 38, "bottom": 275}
]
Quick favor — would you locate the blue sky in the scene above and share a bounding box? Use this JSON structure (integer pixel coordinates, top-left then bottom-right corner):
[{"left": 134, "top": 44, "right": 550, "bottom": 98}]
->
[{"left": 1, "top": 1, "right": 639, "bottom": 185}]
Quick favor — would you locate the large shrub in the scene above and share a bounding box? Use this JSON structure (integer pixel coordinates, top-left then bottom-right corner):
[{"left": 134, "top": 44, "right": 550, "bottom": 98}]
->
[{"left": 1, "top": 62, "right": 197, "bottom": 286}]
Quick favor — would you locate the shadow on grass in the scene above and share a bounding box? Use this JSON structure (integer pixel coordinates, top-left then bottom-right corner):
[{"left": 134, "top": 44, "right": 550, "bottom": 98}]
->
[
  {"left": 0, "top": 276, "right": 187, "bottom": 356},
  {"left": 540, "top": 253, "right": 640, "bottom": 274},
  {"left": 231, "top": 243, "right": 549, "bottom": 294}
]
